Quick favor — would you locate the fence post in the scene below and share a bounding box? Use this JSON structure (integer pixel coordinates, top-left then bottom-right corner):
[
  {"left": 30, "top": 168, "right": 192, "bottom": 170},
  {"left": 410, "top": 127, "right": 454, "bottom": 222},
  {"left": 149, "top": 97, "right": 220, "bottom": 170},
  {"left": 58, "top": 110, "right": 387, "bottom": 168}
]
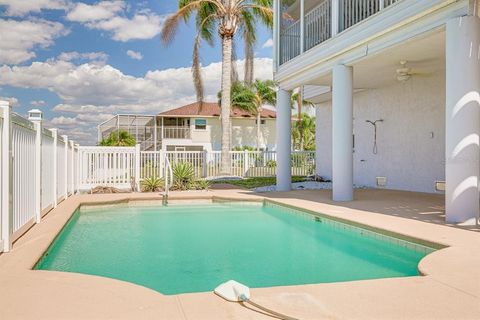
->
[
  {"left": 75, "top": 144, "right": 79, "bottom": 194},
  {"left": 202, "top": 150, "right": 207, "bottom": 178},
  {"left": 243, "top": 150, "right": 249, "bottom": 177},
  {"left": 28, "top": 110, "right": 43, "bottom": 224},
  {"left": 50, "top": 129, "right": 58, "bottom": 207},
  {"left": 61, "top": 135, "right": 68, "bottom": 199},
  {"left": 0, "top": 101, "right": 13, "bottom": 252},
  {"left": 69, "top": 140, "right": 75, "bottom": 195},
  {"left": 135, "top": 144, "right": 141, "bottom": 192}
]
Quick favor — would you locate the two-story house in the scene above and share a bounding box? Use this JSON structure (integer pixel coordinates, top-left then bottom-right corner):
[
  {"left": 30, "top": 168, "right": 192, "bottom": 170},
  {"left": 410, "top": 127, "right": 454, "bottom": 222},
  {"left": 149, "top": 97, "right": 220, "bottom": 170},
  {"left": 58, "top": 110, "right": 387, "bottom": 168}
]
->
[
  {"left": 97, "top": 102, "right": 277, "bottom": 152},
  {"left": 273, "top": 0, "right": 480, "bottom": 224}
]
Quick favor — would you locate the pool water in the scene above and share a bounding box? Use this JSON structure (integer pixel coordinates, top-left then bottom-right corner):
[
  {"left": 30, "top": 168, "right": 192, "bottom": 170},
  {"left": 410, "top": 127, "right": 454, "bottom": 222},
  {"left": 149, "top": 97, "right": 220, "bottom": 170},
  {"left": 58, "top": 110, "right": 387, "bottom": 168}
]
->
[{"left": 36, "top": 202, "right": 432, "bottom": 295}]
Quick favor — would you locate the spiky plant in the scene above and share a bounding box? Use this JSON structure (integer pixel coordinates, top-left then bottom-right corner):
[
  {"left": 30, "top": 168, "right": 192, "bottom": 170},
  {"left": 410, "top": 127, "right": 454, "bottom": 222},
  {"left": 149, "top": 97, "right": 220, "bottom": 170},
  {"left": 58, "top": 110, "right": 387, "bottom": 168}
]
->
[
  {"left": 161, "top": 0, "right": 273, "bottom": 174},
  {"left": 172, "top": 162, "right": 196, "bottom": 190},
  {"left": 141, "top": 176, "right": 164, "bottom": 192}
]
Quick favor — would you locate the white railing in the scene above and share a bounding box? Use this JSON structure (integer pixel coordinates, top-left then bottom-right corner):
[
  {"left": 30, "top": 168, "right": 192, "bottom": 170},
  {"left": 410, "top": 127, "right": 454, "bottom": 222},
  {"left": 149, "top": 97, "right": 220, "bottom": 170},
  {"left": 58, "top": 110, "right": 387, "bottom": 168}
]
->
[
  {"left": 280, "top": 20, "right": 301, "bottom": 65},
  {"left": 0, "top": 101, "right": 79, "bottom": 253},
  {"left": 11, "top": 114, "right": 37, "bottom": 238},
  {"left": 139, "top": 150, "right": 315, "bottom": 180},
  {"left": 305, "top": 0, "right": 331, "bottom": 52},
  {"left": 163, "top": 127, "right": 191, "bottom": 139},
  {"left": 279, "top": 0, "right": 400, "bottom": 64},
  {"left": 77, "top": 146, "right": 136, "bottom": 190}
]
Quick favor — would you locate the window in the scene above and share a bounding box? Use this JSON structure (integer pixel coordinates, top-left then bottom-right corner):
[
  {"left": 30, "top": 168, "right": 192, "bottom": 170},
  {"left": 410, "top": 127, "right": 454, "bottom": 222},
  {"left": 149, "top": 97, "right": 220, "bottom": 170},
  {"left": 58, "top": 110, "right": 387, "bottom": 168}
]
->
[
  {"left": 195, "top": 119, "right": 207, "bottom": 130},
  {"left": 255, "top": 119, "right": 266, "bottom": 125}
]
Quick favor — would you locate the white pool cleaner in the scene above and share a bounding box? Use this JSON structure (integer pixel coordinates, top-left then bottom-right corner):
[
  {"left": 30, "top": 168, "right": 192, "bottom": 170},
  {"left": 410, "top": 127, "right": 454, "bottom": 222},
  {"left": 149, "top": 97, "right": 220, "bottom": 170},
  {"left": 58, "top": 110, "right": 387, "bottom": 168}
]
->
[{"left": 214, "top": 280, "right": 299, "bottom": 320}]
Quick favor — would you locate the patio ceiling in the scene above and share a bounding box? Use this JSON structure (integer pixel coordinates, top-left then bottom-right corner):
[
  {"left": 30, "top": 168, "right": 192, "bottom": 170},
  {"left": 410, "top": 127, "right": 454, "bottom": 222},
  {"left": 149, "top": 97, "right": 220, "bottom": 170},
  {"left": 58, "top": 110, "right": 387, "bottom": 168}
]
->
[{"left": 307, "top": 28, "right": 446, "bottom": 103}]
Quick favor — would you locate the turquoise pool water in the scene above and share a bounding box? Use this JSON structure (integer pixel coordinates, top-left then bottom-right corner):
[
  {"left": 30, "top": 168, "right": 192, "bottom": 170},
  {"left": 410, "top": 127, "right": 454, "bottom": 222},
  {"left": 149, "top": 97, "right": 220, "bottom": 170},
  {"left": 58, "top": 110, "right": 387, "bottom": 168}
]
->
[{"left": 36, "top": 202, "right": 433, "bottom": 295}]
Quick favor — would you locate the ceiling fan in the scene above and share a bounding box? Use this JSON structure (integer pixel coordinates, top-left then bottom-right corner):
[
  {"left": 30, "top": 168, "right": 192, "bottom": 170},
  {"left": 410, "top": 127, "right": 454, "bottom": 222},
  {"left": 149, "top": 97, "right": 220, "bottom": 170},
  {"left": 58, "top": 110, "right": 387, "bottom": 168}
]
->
[{"left": 396, "top": 60, "right": 430, "bottom": 82}]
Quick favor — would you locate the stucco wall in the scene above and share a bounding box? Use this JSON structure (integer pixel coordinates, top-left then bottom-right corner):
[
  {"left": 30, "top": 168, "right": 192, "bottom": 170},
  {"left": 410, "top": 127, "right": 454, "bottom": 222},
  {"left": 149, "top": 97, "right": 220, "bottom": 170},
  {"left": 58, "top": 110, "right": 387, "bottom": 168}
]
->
[
  {"left": 315, "top": 74, "right": 445, "bottom": 193},
  {"left": 208, "top": 117, "right": 277, "bottom": 151}
]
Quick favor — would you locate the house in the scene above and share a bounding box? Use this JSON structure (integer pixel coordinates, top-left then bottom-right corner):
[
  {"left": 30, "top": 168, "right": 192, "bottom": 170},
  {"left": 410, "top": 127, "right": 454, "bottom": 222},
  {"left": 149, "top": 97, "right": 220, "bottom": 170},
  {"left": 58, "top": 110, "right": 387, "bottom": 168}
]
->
[
  {"left": 97, "top": 102, "right": 277, "bottom": 152},
  {"left": 273, "top": 0, "right": 480, "bottom": 224}
]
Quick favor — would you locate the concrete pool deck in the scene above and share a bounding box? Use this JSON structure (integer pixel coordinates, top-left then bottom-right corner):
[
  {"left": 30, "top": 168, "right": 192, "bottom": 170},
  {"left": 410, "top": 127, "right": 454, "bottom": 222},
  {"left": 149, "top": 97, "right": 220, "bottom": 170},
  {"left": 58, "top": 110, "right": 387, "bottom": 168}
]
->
[{"left": 0, "top": 189, "right": 479, "bottom": 319}]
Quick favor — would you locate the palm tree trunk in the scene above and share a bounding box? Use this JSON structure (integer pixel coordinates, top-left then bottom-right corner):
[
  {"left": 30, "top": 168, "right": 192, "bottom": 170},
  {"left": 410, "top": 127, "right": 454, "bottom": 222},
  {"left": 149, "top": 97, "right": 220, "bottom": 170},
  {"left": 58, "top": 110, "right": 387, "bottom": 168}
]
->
[
  {"left": 220, "top": 35, "right": 233, "bottom": 175},
  {"left": 256, "top": 109, "right": 261, "bottom": 152}
]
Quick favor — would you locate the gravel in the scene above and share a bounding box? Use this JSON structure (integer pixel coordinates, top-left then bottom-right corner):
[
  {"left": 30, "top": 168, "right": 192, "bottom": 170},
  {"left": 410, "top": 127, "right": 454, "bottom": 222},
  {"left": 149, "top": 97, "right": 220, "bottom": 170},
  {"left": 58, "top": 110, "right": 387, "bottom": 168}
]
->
[{"left": 254, "top": 181, "right": 366, "bottom": 193}]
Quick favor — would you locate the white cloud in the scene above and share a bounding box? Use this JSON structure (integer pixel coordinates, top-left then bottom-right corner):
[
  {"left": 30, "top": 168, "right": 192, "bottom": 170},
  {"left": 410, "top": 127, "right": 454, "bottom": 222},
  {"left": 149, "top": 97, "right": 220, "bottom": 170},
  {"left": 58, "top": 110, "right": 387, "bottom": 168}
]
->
[
  {"left": 66, "top": 1, "right": 165, "bottom": 42},
  {"left": 57, "top": 51, "right": 109, "bottom": 64},
  {"left": 0, "top": 0, "right": 68, "bottom": 16},
  {"left": 0, "top": 96, "right": 19, "bottom": 106},
  {"left": 262, "top": 38, "right": 273, "bottom": 49},
  {"left": 126, "top": 50, "right": 143, "bottom": 60},
  {"left": 0, "top": 19, "right": 67, "bottom": 64},
  {"left": 66, "top": 1, "right": 124, "bottom": 22},
  {"left": 30, "top": 100, "right": 46, "bottom": 106},
  {"left": 0, "top": 57, "right": 273, "bottom": 144}
]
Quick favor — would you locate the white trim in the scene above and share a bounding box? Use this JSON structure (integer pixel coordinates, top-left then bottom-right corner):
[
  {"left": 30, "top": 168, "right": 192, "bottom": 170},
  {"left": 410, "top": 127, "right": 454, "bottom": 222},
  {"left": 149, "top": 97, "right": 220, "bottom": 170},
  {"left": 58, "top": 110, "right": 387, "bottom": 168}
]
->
[{"left": 275, "top": 0, "right": 465, "bottom": 89}]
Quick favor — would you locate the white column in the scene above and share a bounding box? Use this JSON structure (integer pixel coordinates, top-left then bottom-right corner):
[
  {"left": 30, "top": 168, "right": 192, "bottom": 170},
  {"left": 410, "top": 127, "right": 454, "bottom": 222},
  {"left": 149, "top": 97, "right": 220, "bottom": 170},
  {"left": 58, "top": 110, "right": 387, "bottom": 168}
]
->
[
  {"left": 276, "top": 88, "right": 292, "bottom": 191},
  {"left": 332, "top": 65, "right": 353, "bottom": 201},
  {"left": 445, "top": 16, "right": 480, "bottom": 224},
  {"left": 0, "top": 101, "right": 13, "bottom": 252},
  {"left": 29, "top": 110, "right": 42, "bottom": 224}
]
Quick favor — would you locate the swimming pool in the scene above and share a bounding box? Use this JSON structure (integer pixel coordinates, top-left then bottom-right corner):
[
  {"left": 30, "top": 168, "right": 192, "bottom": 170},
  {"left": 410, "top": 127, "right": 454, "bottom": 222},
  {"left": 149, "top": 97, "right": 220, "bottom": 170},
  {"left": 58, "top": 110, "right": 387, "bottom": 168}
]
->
[{"left": 36, "top": 201, "right": 434, "bottom": 295}]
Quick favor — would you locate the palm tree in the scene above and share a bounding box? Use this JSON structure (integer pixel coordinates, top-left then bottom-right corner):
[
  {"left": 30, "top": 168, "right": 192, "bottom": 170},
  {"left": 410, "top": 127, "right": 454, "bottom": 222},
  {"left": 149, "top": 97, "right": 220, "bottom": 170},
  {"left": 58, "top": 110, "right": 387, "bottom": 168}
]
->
[
  {"left": 292, "top": 114, "right": 315, "bottom": 151},
  {"left": 227, "top": 80, "right": 276, "bottom": 151},
  {"left": 291, "top": 89, "right": 315, "bottom": 150},
  {"left": 99, "top": 130, "right": 136, "bottom": 147},
  {"left": 161, "top": 0, "right": 273, "bottom": 174},
  {"left": 249, "top": 79, "right": 276, "bottom": 151}
]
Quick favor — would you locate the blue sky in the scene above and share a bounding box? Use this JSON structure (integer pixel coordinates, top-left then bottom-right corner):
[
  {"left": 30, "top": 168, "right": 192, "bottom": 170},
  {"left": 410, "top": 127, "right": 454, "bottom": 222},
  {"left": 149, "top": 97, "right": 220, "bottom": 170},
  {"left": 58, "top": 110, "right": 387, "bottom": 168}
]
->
[{"left": 0, "top": 0, "right": 274, "bottom": 144}]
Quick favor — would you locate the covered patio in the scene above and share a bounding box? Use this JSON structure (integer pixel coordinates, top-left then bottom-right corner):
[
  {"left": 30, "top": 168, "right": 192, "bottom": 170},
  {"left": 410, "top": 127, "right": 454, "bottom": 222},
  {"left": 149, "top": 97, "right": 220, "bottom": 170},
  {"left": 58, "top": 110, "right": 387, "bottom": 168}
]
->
[{"left": 275, "top": 16, "right": 480, "bottom": 226}]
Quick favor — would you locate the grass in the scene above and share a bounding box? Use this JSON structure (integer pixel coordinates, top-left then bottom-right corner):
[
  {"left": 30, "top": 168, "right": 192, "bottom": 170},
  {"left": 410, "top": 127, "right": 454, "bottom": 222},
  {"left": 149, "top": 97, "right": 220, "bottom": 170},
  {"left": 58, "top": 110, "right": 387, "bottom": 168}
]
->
[{"left": 210, "top": 176, "right": 307, "bottom": 189}]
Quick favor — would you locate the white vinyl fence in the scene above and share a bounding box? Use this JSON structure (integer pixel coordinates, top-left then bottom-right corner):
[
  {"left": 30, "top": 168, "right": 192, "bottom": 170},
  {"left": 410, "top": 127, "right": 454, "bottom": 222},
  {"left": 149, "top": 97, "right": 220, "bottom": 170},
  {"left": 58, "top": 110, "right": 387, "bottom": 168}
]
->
[
  {"left": 0, "top": 99, "right": 315, "bottom": 254},
  {"left": 0, "top": 102, "right": 79, "bottom": 253},
  {"left": 77, "top": 148, "right": 315, "bottom": 191}
]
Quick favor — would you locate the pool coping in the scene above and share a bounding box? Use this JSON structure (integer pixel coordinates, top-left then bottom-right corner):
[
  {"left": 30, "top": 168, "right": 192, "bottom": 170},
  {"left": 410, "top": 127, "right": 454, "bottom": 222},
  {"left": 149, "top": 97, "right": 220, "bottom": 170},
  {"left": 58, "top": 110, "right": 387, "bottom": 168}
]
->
[{"left": 1, "top": 190, "right": 479, "bottom": 319}]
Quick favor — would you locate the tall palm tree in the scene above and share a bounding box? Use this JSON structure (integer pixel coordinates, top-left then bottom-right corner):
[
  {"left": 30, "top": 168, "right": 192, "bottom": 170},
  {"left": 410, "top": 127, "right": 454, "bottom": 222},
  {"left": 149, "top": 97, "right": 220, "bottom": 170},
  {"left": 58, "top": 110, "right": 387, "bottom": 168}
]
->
[
  {"left": 161, "top": 0, "right": 273, "bottom": 174},
  {"left": 228, "top": 79, "right": 276, "bottom": 151},
  {"left": 291, "top": 89, "right": 315, "bottom": 150}
]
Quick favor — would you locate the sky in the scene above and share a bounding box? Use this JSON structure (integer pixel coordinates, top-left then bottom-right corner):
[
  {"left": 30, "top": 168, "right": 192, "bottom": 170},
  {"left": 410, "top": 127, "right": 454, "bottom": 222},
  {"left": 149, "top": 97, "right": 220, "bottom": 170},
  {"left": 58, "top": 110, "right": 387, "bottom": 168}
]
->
[{"left": 0, "top": 0, "right": 274, "bottom": 144}]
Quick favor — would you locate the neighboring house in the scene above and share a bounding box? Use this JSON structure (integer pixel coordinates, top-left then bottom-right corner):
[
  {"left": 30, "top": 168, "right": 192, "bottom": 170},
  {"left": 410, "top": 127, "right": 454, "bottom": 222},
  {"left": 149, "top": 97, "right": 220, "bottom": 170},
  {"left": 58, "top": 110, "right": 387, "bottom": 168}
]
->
[
  {"left": 273, "top": 0, "right": 480, "bottom": 224},
  {"left": 97, "top": 102, "right": 277, "bottom": 152}
]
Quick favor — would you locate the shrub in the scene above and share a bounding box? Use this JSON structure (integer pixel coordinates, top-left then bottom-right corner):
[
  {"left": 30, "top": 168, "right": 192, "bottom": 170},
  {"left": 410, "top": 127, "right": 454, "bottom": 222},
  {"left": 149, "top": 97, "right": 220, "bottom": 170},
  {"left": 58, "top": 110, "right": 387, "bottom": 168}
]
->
[
  {"left": 141, "top": 176, "right": 163, "bottom": 192},
  {"left": 172, "top": 162, "right": 195, "bottom": 190},
  {"left": 194, "top": 179, "right": 210, "bottom": 190},
  {"left": 266, "top": 160, "right": 277, "bottom": 168}
]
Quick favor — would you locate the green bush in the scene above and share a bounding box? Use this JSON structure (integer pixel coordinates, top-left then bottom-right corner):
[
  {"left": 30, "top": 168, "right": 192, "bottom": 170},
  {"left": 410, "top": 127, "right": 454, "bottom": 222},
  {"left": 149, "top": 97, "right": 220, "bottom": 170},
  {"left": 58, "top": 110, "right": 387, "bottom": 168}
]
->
[
  {"left": 141, "top": 176, "right": 163, "bottom": 192},
  {"left": 193, "top": 179, "right": 210, "bottom": 190},
  {"left": 266, "top": 160, "right": 277, "bottom": 168}
]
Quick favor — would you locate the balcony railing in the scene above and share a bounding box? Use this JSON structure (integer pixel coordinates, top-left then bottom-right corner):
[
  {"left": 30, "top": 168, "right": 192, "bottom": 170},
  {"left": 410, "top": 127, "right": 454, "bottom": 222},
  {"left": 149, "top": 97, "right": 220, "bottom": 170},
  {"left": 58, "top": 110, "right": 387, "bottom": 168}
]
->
[
  {"left": 163, "top": 127, "right": 191, "bottom": 139},
  {"left": 279, "top": 0, "right": 400, "bottom": 65}
]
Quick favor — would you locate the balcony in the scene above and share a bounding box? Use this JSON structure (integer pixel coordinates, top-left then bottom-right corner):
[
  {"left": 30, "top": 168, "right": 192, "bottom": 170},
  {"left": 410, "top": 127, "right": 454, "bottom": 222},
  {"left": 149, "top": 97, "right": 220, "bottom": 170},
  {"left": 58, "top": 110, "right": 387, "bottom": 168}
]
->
[
  {"left": 278, "top": 0, "right": 400, "bottom": 65},
  {"left": 162, "top": 126, "right": 191, "bottom": 140}
]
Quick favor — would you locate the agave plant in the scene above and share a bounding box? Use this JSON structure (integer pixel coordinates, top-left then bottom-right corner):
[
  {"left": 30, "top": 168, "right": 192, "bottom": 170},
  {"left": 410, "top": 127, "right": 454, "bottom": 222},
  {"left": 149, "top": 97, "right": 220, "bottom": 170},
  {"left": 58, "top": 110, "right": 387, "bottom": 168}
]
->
[
  {"left": 172, "top": 162, "right": 196, "bottom": 190},
  {"left": 141, "top": 176, "right": 164, "bottom": 192},
  {"left": 194, "top": 179, "right": 210, "bottom": 190}
]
